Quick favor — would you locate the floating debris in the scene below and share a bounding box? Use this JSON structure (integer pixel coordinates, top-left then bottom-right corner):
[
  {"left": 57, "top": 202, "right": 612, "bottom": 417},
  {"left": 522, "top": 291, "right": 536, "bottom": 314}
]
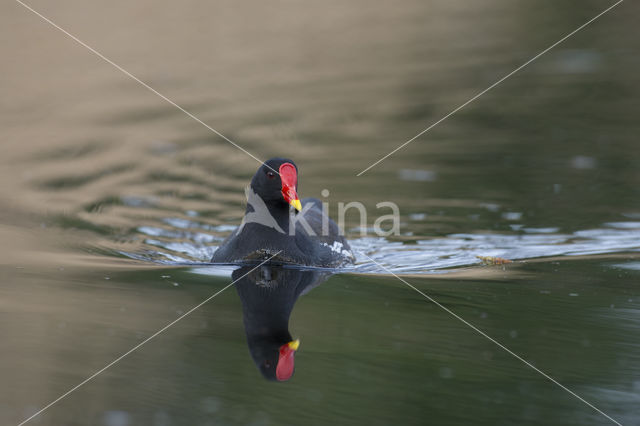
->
[{"left": 476, "top": 255, "right": 513, "bottom": 265}]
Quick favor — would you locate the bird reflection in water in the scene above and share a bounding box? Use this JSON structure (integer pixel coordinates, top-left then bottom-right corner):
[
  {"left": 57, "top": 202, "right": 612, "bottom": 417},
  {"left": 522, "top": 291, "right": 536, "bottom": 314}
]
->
[{"left": 232, "top": 264, "right": 330, "bottom": 381}]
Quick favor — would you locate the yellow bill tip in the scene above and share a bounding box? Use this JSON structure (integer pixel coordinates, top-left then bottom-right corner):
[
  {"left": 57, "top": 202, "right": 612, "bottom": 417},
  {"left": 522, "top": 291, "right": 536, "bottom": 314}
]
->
[
  {"left": 291, "top": 199, "right": 302, "bottom": 212},
  {"left": 288, "top": 339, "right": 300, "bottom": 351}
]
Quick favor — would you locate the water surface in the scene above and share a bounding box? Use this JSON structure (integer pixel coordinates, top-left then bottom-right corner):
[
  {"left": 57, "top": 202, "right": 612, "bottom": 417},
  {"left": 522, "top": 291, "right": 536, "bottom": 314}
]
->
[{"left": 1, "top": 0, "right": 639, "bottom": 425}]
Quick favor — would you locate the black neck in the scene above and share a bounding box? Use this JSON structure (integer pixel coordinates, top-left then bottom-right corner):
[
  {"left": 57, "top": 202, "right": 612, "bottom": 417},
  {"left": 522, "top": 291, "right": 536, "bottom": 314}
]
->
[{"left": 245, "top": 199, "right": 293, "bottom": 233}]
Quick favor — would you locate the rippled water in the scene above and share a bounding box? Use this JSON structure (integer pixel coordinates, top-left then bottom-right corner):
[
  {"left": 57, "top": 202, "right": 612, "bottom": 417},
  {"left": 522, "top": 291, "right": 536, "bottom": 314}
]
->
[
  {"left": 127, "top": 214, "right": 640, "bottom": 274},
  {"left": 1, "top": 0, "right": 639, "bottom": 425}
]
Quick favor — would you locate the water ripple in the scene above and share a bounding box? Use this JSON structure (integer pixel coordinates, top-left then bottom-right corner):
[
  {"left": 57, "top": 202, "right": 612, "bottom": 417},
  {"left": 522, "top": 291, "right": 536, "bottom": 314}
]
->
[{"left": 119, "top": 220, "right": 640, "bottom": 274}]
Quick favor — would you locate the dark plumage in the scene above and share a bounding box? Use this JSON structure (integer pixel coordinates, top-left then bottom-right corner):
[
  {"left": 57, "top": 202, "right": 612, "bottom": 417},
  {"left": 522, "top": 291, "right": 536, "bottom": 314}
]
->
[
  {"left": 233, "top": 265, "right": 329, "bottom": 381},
  {"left": 211, "top": 158, "right": 354, "bottom": 267}
]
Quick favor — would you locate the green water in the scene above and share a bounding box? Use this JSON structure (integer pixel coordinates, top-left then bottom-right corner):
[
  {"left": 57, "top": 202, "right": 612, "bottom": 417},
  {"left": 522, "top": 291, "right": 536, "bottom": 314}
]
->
[
  {"left": 3, "top": 260, "right": 639, "bottom": 425},
  {"left": 1, "top": 0, "right": 639, "bottom": 425}
]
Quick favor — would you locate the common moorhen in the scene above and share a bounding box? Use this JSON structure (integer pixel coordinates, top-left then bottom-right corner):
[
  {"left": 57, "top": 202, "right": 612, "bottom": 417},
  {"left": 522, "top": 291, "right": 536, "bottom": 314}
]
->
[{"left": 211, "top": 158, "right": 354, "bottom": 267}]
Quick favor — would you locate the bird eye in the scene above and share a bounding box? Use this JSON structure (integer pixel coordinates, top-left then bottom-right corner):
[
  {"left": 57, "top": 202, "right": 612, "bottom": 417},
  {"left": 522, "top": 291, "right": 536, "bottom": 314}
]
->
[{"left": 266, "top": 171, "right": 276, "bottom": 179}]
